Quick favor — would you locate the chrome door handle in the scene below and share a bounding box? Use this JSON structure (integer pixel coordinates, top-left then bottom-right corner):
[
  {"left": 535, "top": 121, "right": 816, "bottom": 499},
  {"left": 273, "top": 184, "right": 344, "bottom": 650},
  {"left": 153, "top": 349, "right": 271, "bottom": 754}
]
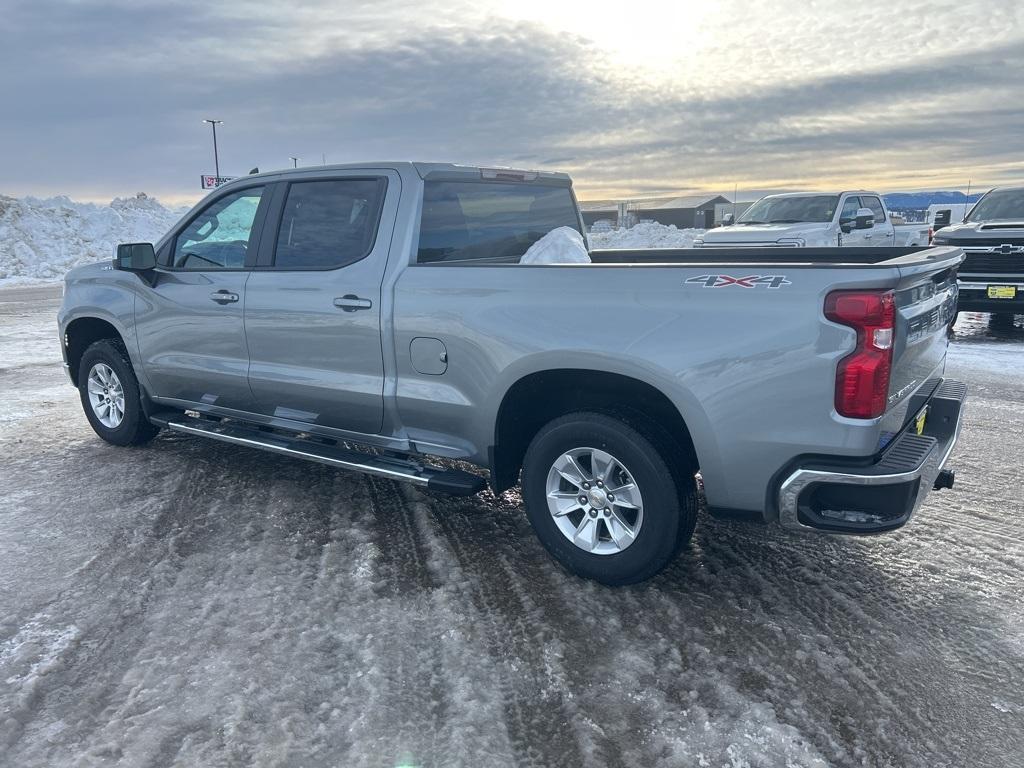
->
[
  {"left": 334, "top": 295, "right": 373, "bottom": 312},
  {"left": 210, "top": 290, "right": 239, "bottom": 304}
]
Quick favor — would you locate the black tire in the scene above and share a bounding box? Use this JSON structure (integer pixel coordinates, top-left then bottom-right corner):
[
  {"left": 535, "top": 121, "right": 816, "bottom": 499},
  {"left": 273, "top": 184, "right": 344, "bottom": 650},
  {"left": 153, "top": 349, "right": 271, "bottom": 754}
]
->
[
  {"left": 78, "top": 339, "right": 160, "bottom": 446},
  {"left": 521, "top": 411, "right": 698, "bottom": 586}
]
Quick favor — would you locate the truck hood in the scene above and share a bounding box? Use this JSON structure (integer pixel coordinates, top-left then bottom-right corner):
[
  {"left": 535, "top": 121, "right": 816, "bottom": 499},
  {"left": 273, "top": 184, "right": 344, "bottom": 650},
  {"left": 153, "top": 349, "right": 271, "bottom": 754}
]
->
[
  {"left": 701, "top": 222, "right": 831, "bottom": 244},
  {"left": 935, "top": 221, "right": 1024, "bottom": 241},
  {"left": 64, "top": 259, "right": 115, "bottom": 284}
]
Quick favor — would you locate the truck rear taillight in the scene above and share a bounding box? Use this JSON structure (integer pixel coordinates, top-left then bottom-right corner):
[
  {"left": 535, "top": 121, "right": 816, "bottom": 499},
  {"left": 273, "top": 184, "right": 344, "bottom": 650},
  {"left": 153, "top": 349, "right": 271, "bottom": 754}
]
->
[{"left": 825, "top": 290, "right": 895, "bottom": 419}]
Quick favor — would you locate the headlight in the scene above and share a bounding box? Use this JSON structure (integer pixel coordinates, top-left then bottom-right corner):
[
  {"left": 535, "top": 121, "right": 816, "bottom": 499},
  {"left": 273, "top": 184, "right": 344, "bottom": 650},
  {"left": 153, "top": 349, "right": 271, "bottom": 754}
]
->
[
  {"left": 931, "top": 236, "right": 950, "bottom": 245},
  {"left": 777, "top": 238, "right": 806, "bottom": 247},
  {"left": 693, "top": 238, "right": 704, "bottom": 248}
]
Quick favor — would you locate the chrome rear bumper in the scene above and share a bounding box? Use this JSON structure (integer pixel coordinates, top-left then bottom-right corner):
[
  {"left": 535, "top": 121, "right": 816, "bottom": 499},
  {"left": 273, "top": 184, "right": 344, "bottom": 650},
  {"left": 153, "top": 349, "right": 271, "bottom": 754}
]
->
[{"left": 777, "top": 380, "right": 966, "bottom": 534}]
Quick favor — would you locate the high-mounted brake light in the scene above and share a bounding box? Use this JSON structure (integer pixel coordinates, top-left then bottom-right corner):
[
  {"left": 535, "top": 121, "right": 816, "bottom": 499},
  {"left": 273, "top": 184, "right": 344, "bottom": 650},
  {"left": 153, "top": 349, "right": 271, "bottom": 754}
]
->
[
  {"left": 825, "top": 290, "right": 895, "bottom": 419},
  {"left": 480, "top": 167, "right": 538, "bottom": 182}
]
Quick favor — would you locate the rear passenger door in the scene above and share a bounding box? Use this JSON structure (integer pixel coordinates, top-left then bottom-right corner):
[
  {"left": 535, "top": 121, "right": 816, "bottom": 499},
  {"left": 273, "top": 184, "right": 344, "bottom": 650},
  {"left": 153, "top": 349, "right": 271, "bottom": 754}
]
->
[{"left": 244, "top": 172, "right": 397, "bottom": 435}]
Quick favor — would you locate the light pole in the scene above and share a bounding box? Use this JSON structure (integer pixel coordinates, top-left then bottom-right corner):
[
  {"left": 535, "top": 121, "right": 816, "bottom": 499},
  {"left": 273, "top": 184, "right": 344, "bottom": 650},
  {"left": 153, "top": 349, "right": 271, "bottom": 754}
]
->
[
  {"left": 289, "top": 156, "right": 300, "bottom": 168},
  {"left": 203, "top": 119, "right": 223, "bottom": 179}
]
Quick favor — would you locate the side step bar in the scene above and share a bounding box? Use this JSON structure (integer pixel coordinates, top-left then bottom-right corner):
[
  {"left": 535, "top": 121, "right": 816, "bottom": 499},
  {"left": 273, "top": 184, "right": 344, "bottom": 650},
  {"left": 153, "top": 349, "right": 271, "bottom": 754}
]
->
[{"left": 149, "top": 413, "right": 486, "bottom": 497}]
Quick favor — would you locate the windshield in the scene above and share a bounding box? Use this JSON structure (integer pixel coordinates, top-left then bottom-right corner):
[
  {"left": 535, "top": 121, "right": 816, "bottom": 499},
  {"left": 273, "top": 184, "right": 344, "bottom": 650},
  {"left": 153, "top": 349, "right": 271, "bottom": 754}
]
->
[
  {"left": 966, "top": 189, "right": 1024, "bottom": 222},
  {"left": 737, "top": 195, "right": 840, "bottom": 224}
]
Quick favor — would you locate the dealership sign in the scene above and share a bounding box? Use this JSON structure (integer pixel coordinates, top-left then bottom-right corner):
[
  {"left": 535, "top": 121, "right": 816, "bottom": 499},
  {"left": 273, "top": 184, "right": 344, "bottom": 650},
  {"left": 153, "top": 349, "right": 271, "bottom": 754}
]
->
[{"left": 201, "top": 174, "right": 236, "bottom": 190}]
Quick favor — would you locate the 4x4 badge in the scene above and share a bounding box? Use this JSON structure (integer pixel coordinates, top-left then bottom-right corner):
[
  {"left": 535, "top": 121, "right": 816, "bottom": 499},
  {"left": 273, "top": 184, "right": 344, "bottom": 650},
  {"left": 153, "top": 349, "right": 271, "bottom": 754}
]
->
[{"left": 686, "top": 274, "right": 791, "bottom": 289}]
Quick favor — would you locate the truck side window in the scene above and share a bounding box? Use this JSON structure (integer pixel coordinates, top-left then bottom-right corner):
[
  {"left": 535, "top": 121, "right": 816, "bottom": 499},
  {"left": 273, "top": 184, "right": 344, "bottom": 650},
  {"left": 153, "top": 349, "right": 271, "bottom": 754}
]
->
[
  {"left": 272, "top": 179, "right": 386, "bottom": 270},
  {"left": 863, "top": 196, "right": 886, "bottom": 224},
  {"left": 839, "top": 196, "right": 861, "bottom": 222},
  {"left": 172, "top": 187, "right": 265, "bottom": 270},
  {"left": 417, "top": 181, "right": 581, "bottom": 263}
]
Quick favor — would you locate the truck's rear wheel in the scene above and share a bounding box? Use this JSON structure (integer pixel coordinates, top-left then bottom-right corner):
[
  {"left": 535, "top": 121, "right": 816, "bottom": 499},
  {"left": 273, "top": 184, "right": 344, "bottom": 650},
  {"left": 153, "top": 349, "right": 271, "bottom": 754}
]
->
[
  {"left": 521, "top": 412, "right": 697, "bottom": 585},
  {"left": 78, "top": 339, "right": 159, "bottom": 446}
]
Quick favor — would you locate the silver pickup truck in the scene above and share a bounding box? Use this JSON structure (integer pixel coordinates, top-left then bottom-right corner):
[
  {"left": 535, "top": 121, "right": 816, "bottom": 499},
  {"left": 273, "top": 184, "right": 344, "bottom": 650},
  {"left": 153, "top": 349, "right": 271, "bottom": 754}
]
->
[{"left": 59, "top": 162, "right": 967, "bottom": 584}]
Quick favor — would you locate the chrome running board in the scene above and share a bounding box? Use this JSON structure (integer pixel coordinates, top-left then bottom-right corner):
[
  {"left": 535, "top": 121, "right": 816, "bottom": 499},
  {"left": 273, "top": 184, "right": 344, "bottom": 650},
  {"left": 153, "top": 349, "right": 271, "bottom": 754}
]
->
[{"left": 151, "top": 413, "right": 486, "bottom": 496}]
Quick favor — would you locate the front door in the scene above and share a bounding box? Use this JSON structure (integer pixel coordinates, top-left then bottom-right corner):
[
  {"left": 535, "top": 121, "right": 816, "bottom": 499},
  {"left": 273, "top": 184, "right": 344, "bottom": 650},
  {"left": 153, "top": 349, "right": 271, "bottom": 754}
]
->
[
  {"left": 860, "top": 195, "right": 894, "bottom": 246},
  {"left": 244, "top": 173, "right": 395, "bottom": 435},
  {"left": 135, "top": 185, "right": 268, "bottom": 411},
  {"left": 837, "top": 195, "right": 869, "bottom": 247}
]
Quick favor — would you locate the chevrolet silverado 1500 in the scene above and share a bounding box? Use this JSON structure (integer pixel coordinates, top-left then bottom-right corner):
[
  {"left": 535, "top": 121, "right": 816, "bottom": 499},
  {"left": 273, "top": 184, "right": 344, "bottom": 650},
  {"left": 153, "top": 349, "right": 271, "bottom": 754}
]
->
[{"left": 59, "top": 163, "right": 967, "bottom": 584}]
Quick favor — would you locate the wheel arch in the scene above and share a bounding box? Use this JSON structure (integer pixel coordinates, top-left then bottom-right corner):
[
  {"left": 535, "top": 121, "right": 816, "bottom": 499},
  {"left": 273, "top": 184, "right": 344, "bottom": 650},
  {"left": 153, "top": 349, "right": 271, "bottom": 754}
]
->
[
  {"left": 64, "top": 316, "right": 127, "bottom": 386},
  {"left": 490, "top": 368, "right": 705, "bottom": 494}
]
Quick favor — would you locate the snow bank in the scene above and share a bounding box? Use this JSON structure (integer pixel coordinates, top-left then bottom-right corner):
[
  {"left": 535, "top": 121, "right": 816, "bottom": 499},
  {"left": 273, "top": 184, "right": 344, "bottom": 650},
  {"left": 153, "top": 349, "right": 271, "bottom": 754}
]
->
[
  {"left": 520, "top": 226, "right": 590, "bottom": 264},
  {"left": 0, "top": 193, "right": 182, "bottom": 283},
  {"left": 588, "top": 222, "right": 704, "bottom": 249}
]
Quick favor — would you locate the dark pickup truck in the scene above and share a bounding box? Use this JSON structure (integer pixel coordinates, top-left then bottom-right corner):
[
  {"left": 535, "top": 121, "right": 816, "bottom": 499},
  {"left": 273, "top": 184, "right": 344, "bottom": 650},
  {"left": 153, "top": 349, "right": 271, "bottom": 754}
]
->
[{"left": 932, "top": 184, "right": 1024, "bottom": 318}]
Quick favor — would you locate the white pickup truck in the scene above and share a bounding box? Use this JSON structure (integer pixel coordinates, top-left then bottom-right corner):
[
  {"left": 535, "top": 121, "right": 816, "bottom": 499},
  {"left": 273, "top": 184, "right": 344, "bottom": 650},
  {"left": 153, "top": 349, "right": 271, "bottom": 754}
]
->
[{"left": 696, "top": 191, "right": 929, "bottom": 248}]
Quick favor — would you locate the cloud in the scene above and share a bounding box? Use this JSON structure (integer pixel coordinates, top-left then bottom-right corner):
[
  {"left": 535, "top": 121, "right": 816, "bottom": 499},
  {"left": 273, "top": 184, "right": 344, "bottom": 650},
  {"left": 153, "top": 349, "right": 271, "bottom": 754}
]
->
[{"left": 0, "top": 0, "right": 1022, "bottom": 202}]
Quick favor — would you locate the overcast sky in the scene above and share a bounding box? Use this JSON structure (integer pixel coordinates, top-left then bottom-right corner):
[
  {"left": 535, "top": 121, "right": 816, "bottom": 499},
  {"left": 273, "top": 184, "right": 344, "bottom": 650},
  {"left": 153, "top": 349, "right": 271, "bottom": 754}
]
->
[{"left": 2, "top": 0, "right": 1022, "bottom": 204}]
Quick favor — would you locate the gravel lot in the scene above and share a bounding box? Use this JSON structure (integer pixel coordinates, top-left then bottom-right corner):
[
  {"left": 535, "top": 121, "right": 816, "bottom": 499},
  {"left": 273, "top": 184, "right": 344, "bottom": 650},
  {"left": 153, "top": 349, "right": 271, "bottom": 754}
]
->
[{"left": 2, "top": 283, "right": 1023, "bottom": 767}]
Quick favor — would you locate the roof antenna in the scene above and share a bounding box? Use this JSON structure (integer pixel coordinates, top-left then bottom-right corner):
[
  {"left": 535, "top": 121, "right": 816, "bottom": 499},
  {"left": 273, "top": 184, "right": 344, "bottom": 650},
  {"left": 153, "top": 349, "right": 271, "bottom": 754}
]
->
[
  {"left": 249, "top": 167, "right": 259, "bottom": 175},
  {"left": 963, "top": 180, "right": 971, "bottom": 222}
]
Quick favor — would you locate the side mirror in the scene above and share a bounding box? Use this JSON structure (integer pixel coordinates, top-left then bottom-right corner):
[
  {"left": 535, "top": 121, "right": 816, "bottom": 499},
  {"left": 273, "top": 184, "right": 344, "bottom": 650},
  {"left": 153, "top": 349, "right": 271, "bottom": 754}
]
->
[
  {"left": 722, "top": 213, "right": 735, "bottom": 226},
  {"left": 114, "top": 242, "right": 156, "bottom": 271},
  {"left": 854, "top": 208, "right": 875, "bottom": 229},
  {"left": 933, "top": 210, "right": 951, "bottom": 231}
]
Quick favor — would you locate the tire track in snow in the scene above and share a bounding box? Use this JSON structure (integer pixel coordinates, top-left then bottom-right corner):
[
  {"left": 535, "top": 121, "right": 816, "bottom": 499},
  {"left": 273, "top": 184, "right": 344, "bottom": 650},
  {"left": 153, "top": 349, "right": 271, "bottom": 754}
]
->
[
  {"left": 365, "top": 475, "right": 440, "bottom": 594},
  {"left": 414, "top": 487, "right": 598, "bottom": 768},
  {"left": 669, "top": 513, "right": 1024, "bottom": 767},
  {"left": 0, "top": 436, "right": 235, "bottom": 757}
]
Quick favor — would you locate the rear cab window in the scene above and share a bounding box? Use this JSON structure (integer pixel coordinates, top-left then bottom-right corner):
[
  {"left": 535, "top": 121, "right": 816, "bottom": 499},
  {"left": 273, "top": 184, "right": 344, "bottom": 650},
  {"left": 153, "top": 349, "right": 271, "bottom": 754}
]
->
[{"left": 417, "top": 181, "right": 582, "bottom": 263}]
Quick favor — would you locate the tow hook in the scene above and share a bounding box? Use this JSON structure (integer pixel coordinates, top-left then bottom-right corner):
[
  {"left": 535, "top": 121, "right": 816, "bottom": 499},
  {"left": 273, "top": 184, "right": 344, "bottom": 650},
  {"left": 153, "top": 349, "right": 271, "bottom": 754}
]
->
[{"left": 934, "top": 469, "right": 955, "bottom": 491}]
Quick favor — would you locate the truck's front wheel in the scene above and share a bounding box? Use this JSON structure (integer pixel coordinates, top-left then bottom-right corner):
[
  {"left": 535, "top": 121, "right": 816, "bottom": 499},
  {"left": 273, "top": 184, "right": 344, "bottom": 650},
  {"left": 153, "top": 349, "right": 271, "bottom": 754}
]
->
[
  {"left": 521, "top": 412, "right": 697, "bottom": 585},
  {"left": 78, "top": 339, "right": 160, "bottom": 446}
]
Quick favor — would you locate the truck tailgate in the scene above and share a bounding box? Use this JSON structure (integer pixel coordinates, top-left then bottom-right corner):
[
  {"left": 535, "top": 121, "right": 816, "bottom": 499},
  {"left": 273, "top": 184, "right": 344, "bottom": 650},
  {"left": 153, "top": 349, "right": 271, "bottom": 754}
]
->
[{"left": 879, "top": 250, "right": 962, "bottom": 443}]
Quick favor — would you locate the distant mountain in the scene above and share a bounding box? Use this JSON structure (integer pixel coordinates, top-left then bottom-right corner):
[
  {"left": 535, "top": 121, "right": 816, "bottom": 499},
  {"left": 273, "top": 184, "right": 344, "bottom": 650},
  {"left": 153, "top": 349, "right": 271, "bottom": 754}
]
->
[{"left": 883, "top": 191, "right": 983, "bottom": 210}]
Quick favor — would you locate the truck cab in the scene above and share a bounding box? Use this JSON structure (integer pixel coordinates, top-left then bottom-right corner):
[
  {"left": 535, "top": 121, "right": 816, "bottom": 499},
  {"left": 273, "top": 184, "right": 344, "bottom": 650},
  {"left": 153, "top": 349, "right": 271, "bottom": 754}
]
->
[{"left": 696, "top": 191, "right": 895, "bottom": 248}]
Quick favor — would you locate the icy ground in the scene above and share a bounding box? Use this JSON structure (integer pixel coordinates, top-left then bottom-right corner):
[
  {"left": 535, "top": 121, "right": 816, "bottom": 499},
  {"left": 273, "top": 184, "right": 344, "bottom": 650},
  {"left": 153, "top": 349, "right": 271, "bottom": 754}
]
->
[{"left": 1, "top": 285, "right": 1023, "bottom": 768}]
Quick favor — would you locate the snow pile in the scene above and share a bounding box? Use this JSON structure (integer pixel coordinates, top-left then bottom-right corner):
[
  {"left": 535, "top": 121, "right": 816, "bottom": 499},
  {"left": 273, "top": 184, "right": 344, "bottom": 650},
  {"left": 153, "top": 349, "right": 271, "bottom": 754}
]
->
[
  {"left": 588, "top": 222, "right": 704, "bottom": 249},
  {"left": 520, "top": 226, "right": 590, "bottom": 264},
  {"left": 0, "top": 193, "right": 183, "bottom": 283}
]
